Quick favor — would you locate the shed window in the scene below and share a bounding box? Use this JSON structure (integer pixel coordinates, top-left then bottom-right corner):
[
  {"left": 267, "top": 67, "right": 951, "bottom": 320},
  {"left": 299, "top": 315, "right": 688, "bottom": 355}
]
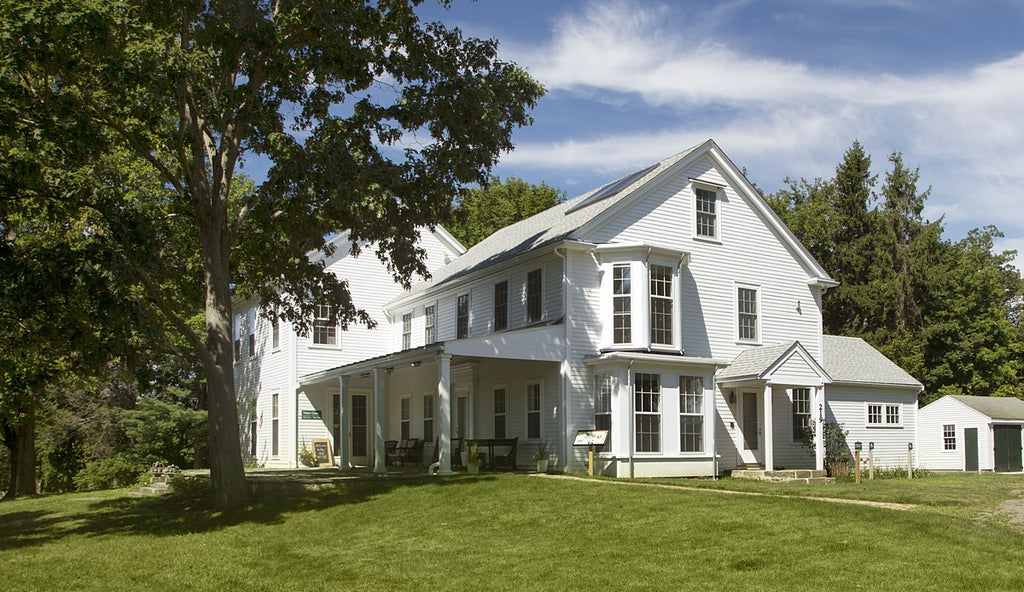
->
[{"left": 943, "top": 424, "right": 956, "bottom": 450}]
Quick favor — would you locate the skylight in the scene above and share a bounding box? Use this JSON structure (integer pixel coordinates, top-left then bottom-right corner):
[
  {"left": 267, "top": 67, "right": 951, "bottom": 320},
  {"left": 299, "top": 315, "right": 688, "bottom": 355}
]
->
[{"left": 566, "top": 163, "right": 659, "bottom": 214}]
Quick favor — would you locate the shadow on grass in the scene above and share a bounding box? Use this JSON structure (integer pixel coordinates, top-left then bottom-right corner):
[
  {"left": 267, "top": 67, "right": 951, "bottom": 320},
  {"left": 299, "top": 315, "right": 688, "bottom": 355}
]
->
[{"left": 0, "top": 473, "right": 499, "bottom": 552}]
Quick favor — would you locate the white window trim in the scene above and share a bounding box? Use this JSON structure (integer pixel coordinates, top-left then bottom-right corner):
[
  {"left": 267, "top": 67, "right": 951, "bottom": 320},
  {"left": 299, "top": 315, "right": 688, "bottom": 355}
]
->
[
  {"left": 735, "top": 282, "right": 762, "bottom": 345},
  {"left": 422, "top": 393, "right": 436, "bottom": 442},
  {"left": 678, "top": 375, "right": 704, "bottom": 454},
  {"left": 791, "top": 388, "right": 812, "bottom": 443},
  {"left": 401, "top": 312, "right": 412, "bottom": 350},
  {"left": 424, "top": 303, "right": 436, "bottom": 345},
  {"left": 456, "top": 292, "right": 471, "bottom": 339},
  {"left": 633, "top": 372, "right": 662, "bottom": 454},
  {"left": 865, "top": 402, "right": 903, "bottom": 428},
  {"left": 399, "top": 394, "right": 412, "bottom": 441},
  {"left": 310, "top": 303, "right": 341, "bottom": 349},
  {"left": 270, "top": 305, "right": 281, "bottom": 352},
  {"left": 648, "top": 259, "right": 678, "bottom": 351},
  {"left": 691, "top": 182, "right": 722, "bottom": 243},
  {"left": 525, "top": 380, "right": 543, "bottom": 441},
  {"left": 493, "top": 279, "right": 510, "bottom": 333},
  {"left": 609, "top": 262, "right": 634, "bottom": 347}
]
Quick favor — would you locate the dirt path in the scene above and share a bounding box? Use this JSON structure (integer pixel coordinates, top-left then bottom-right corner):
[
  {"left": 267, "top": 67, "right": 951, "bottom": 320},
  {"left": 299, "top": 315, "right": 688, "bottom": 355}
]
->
[
  {"left": 533, "top": 473, "right": 916, "bottom": 511},
  {"left": 983, "top": 489, "right": 1024, "bottom": 524}
]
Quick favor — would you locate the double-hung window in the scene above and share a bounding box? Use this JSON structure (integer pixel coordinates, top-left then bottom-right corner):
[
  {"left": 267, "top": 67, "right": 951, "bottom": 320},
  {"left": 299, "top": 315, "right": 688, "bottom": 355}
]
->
[
  {"left": 271, "top": 393, "right": 279, "bottom": 456},
  {"left": 679, "top": 376, "right": 703, "bottom": 452},
  {"left": 423, "top": 395, "right": 434, "bottom": 442},
  {"left": 792, "top": 388, "right": 811, "bottom": 441},
  {"left": 526, "top": 383, "right": 542, "bottom": 440},
  {"left": 233, "top": 315, "right": 242, "bottom": 360},
  {"left": 424, "top": 305, "right": 435, "bottom": 344},
  {"left": 737, "top": 286, "right": 759, "bottom": 342},
  {"left": 400, "top": 397, "right": 411, "bottom": 440},
  {"left": 650, "top": 264, "right": 673, "bottom": 346},
  {"left": 867, "top": 403, "right": 902, "bottom": 427},
  {"left": 613, "top": 264, "right": 631, "bottom": 344},
  {"left": 634, "top": 373, "right": 660, "bottom": 452},
  {"left": 695, "top": 187, "right": 718, "bottom": 239},
  {"left": 456, "top": 294, "right": 470, "bottom": 339},
  {"left": 313, "top": 303, "right": 337, "bottom": 345},
  {"left": 594, "top": 374, "right": 612, "bottom": 449},
  {"left": 494, "top": 281, "right": 508, "bottom": 332},
  {"left": 250, "top": 397, "right": 258, "bottom": 457},
  {"left": 247, "top": 309, "right": 257, "bottom": 357},
  {"left": 402, "top": 313, "right": 412, "bottom": 349},
  {"left": 271, "top": 305, "right": 280, "bottom": 350},
  {"left": 493, "top": 388, "right": 507, "bottom": 439},
  {"left": 526, "top": 269, "right": 543, "bottom": 324},
  {"left": 943, "top": 424, "right": 956, "bottom": 450}
]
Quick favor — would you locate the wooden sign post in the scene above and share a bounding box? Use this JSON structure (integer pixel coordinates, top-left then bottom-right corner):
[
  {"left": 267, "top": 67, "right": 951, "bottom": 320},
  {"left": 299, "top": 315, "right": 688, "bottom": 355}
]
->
[
  {"left": 573, "top": 430, "right": 609, "bottom": 476},
  {"left": 854, "top": 441, "right": 862, "bottom": 484}
]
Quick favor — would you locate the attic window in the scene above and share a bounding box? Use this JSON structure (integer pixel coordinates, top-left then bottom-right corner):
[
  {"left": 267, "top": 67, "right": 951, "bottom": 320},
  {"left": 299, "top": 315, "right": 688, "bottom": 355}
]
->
[{"left": 566, "top": 164, "right": 658, "bottom": 213}]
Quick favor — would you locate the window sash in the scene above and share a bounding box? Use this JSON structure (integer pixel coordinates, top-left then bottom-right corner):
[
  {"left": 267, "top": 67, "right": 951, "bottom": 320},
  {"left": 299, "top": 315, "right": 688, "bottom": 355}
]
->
[
  {"left": 695, "top": 188, "right": 717, "bottom": 238},
  {"left": 457, "top": 294, "right": 469, "bottom": 339},
  {"left": 402, "top": 313, "right": 412, "bottom": 350},
  {"left": 526, "top": 270, "right": 543, "bottom": 323},
  {"left": 595, "top": 374, "right": 612, "bottom": 450},
  {"left": 943, "top": 424, "right": 956, "bottom": 450},
  {"left": 423, "top": 395, "right": 434, "bottom": 442},
  {"left": 494, "top": 281, "right": 508, "bottom": 332},
  {"left": 527, "top": 383, "right": 542, "bottom": 439},
  {"left": 634, "top": 373, "right": 660, "bottom": 452},
  {"left": 272, "top": 306, "right": 280, "bottom": 349},
  {"left": 792, "top": 388, "right": 812, "bottom": 441},
  {"left": 494, "top": 388, "right": 507, "bottom": 439},
  {"left": 738, "top": 287, "right": 758, "bottom": 341},
  {"left": 679, "top": 376, "right": 703, "bottom": 453},
  {"left": 650, "top": 264, "right": 673, "bottom": 346},
  {"left": 424, "top": 305, "right": 435, "bottom": 344},
  {"left": 613, "top": 264, "right": 631, "bottom": 344},
  {"left": 271, "top": 393, "right": 279, "bottom": 456},
  {"left": 400, "top": 397, "right": 411, "bottom": 441},
  {"left": 313, "top": 303, "right": 337, "bottom": 345}
]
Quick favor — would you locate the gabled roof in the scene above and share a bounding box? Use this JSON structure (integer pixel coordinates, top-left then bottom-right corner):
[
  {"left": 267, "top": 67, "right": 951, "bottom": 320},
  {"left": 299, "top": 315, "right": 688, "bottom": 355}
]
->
[
  {"left": 948, "top": 395, "right": 1024, "bottom": 421},
  {"left": 822, "top": 335, "right": 923, "bottom": 389},
  {"left": 716, "top": 341, "right": 829, "bottom": 383},
  {"left": 391, "top": 139, "right": 835, "bottom": 306}
]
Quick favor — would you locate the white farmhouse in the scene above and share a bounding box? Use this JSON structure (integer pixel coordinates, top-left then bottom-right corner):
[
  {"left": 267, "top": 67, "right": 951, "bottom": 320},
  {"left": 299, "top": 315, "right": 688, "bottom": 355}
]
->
[{"left": 235, "top": 139, "right": 924, "bottom": 478}]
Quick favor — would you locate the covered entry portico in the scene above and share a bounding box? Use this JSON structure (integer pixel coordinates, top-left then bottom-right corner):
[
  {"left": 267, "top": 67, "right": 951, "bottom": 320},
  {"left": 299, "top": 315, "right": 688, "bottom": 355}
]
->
[
  {"left": 297, "top": 325, "right": 565, "bottom": 474},
  {"left": 716, "top": 342, "right": 829, "bottom": 472}
]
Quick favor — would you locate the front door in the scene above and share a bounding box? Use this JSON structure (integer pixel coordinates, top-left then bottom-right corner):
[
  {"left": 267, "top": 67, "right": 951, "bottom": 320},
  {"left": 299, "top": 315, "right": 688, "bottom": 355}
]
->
[
  {"left": 994, "top": 425, "right": 1023, "bottom": 472},
  {"left": 964, "top": 427, "right": 979, "bottom": 472},
  {"left": 739, "top": 391, "right": 761, "bottom": 466},
  {"left": 350, "top": 393, "right": 370, "bottom": 466}
]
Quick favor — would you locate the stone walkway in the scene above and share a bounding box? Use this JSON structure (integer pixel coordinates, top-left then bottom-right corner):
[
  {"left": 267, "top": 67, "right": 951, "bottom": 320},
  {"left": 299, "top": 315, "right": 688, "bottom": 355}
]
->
[{"left": 532, "top": 473, "right": 917, "bottom": 511}]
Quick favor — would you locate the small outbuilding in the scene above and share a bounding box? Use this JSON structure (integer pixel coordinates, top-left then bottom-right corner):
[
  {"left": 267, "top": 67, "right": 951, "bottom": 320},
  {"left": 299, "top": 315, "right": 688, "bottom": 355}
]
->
[{"left": 918, "top": 395, "right": 1024, "bottom": 472}]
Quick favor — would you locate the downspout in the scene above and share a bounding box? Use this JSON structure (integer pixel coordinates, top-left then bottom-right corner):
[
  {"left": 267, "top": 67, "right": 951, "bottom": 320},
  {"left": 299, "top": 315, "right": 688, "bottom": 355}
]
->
[
  {"left": 643, "top": 247, "right": 652, "bottom": 353},
  {"left": 554, "top": 246, "right": 571, "bottom": 472},
  {"left": 712, "top": 363, "right": 721, "bottom": 479},
  {"left": 292, "top": 320, "right": 300, "bottom": 468}
]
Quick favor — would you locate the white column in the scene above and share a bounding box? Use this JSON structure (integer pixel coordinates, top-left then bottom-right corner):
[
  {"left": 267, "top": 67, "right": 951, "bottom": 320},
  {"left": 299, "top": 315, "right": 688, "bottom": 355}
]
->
[
  {"left": 337, "top": 375, "right": 350, "bottom": 470},
  {"left": 763, "top": 383, "right": 774, "bottom": 472},
  {"left": 437, "top": 354, "right": 453, "bottom": 476},
  {"left": 373, "top": 367, "right": 386, "bottom": 474},
  {"left": 814, "top": 386, "right": 825, "bottom": 471}
]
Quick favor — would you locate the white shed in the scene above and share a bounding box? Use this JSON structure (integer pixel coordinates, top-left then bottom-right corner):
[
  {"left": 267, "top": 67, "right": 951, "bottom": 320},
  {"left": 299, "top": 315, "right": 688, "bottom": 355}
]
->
[{"left": 918, "top": 395, "right": 1024, "bottom": 472}]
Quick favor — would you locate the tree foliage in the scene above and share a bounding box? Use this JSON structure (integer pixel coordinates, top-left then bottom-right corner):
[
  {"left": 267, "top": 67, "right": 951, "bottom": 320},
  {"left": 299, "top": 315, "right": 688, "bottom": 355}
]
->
[
  {"left": 447, "top": 176, "right": 566, "bottom": 247},
  {"left": 768, "top": 143, "right": 1024, "bottom": 402},
  {"left": 1, "top": 0, "right": 543, "bottom": 508}
]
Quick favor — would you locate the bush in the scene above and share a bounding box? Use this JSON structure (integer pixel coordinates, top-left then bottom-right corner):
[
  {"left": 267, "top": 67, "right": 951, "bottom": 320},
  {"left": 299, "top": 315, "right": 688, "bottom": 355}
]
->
[
  {"left": 73, "top": 454, "right": 147, "bottom": 490},
  {"left": 168, "top": 474, "right": 212, "bottom": 501}
]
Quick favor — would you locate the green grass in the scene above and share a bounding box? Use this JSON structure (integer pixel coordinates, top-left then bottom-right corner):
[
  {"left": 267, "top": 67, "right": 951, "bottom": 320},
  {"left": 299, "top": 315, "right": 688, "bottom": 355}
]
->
[{"left": 2, "top": 473, "right": 1023, "bottom": 591}]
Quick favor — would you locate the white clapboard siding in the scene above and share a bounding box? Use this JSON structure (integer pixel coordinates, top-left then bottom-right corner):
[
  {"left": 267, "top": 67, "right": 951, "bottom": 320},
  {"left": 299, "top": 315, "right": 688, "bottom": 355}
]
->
[
  {"left": 826, "top": 385, "right": 919, "bottom": 469},
  {"left": 917, "top": 397, "right": 993, "bottom": 471}
]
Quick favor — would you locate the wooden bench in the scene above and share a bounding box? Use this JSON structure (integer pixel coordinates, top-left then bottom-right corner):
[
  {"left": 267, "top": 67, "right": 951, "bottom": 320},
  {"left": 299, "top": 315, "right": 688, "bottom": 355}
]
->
[{"left": 467, "top": 437, "right": 518, "bottom": 471}]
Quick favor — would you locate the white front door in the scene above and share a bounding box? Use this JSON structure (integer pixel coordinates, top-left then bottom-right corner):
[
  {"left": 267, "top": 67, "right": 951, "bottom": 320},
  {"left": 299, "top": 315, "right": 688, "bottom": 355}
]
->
[
  {"left": 350, "top": 392, "right": 371, "bottom": 466},
  {"left": 738, "top": 391, "right": 762, "bottom": 466}
]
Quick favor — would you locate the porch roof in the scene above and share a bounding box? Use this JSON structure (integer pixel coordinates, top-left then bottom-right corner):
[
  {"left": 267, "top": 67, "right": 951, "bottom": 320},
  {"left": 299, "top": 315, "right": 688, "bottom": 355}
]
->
[{"left": 716, "top": 341, "right": 830, "bottom": 385}]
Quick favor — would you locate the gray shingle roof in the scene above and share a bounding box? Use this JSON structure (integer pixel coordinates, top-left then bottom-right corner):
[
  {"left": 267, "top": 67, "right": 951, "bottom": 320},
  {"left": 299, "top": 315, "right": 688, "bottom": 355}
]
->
[
  {"left": 950, "top": 395, "right": 1024, "bottom": 421},
  {"left": 822, "top": 335, "right": 922, "bottom": 388},
  {"left": 397, "top": 141, "right": 709, "bottom": 299},
  {"left": 716, "top": 342, "right": 798, "bottom": 381}
]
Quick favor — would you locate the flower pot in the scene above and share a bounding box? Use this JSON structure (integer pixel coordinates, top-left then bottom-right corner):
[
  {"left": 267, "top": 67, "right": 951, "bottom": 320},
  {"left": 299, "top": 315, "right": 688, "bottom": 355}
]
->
[
  {"left": 467, "top": 462, "right": 480, "bottom": 475},
  {"left": 536, "top": 459, "right": 549, "bottom": 473}
]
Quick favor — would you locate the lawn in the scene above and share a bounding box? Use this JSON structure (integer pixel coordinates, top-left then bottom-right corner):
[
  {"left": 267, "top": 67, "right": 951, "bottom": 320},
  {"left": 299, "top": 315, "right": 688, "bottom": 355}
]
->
[{"left": 2, "top": 472, "right": 1023, "bottom": 591}]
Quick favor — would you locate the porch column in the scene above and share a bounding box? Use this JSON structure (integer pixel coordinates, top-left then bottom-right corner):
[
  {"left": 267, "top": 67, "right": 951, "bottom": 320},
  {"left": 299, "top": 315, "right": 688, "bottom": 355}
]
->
[
  {"left": 814, "top": 386, "right": 824, "bottom": 471},
  {"left": 338, "top": 375, "right": 350, "bottom": 470},
  {"left": 763, "top": 383, "right": 774, "bottom": 471},
  {"left": 373, "top": 367, "right": 386, "bottom": 474},
  {"left": 437, "top": 354, "right": 453, "bottom": 476}
]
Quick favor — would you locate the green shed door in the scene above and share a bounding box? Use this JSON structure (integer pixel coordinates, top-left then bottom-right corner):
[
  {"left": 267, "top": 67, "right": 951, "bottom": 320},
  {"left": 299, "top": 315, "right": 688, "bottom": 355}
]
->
[
  {"left": 993, "top": 425, "right": 1023, "bottom": 473},
  {"left": 964, "top": 428, "right": 978, "bottom": 472}
]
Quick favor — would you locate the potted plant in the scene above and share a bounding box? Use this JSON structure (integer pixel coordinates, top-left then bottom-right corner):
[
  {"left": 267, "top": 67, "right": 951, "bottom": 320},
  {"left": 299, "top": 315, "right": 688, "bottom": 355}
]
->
[
  {"left": 465, "top": 441, "right": 483, "bottom": 474},
  {"left": 532, "top": 442, "right": 549, "bottom": 473},
  {"left": 299, "top": 440, "right": 317, "bottom": 468}
]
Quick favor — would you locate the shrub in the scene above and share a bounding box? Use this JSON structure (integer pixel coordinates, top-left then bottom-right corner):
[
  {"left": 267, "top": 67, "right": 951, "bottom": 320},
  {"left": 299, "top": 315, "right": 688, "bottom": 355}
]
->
[
  {"left": 168, "top": 474, "right": 212, "bottom": 501},
  {"left": 73, "top": 454, "right": 147, "bottom": 490}
]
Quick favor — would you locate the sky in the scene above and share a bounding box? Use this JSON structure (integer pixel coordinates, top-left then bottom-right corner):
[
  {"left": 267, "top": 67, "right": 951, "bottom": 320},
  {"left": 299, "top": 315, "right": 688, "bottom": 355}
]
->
[{"left": 247, "top": 0, "right": 1024, "bottom": 272}]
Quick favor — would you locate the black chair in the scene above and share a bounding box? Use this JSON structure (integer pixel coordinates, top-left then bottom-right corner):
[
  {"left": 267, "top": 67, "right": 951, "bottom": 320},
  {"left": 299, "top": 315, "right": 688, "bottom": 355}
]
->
[{"left": 384, "top": 440, "right": 399, "bottom": 466}]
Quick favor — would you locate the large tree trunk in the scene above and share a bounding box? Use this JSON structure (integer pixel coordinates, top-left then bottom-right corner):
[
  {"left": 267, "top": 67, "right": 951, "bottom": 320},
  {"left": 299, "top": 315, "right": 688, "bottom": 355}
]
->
[
  {"left": 201, "top": 225, "right": 250, "bottom": 511},
  {"left": 1, "top": 416, "right": 37, "bottom": 499}
]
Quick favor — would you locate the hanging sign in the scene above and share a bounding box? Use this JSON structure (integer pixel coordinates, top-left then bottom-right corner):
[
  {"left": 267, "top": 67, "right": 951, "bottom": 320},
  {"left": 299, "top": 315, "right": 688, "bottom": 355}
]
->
[
  {"left": 301, "top": 410, "right": 322, "bottom": 420},
  {"left": 573, "top": 430, "right": 609, "bottom": 446}
]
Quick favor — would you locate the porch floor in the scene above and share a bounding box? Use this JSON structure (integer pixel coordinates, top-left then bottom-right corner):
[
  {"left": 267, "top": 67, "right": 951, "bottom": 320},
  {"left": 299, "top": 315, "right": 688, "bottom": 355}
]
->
[{"left": 730, "top": 469, "right": 834, "bottom": 484}]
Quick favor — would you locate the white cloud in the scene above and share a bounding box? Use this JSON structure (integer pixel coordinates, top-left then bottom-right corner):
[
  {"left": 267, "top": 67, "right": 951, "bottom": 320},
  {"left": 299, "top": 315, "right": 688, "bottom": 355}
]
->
[{"left": 502, "top": 0, "right": 1024, "bottom": 237}]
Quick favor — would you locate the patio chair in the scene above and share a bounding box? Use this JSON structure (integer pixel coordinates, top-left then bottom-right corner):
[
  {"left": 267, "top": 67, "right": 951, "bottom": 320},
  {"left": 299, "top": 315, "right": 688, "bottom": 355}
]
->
[{"left": 384, "top": 440, "right": 399, "bottom": 466}]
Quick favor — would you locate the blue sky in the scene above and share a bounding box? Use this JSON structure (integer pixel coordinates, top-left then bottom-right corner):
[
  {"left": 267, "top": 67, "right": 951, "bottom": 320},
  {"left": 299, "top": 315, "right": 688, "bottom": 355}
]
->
[{"left": 245, "top": 0, "right": 1024, "bottom": 272}]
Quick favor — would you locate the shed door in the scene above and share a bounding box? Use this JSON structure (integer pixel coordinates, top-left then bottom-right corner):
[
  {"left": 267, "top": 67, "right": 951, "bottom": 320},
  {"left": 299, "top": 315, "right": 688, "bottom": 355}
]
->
[
  {"left": 994, "top": 425, "right": 1023, "bottom": 472},
  {"left": 964, "top": 427, "right": 978, "bottom": 472}
]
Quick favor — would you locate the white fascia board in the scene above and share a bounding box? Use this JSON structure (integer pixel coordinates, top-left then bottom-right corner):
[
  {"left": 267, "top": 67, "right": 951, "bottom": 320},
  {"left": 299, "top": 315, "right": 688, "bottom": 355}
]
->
[{"left": 430, "top": 224, "right": 467, "bottom": 255}]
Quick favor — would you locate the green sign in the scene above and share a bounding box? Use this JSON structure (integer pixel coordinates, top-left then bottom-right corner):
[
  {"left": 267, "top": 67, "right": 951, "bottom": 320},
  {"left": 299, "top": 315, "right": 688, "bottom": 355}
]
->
[{"left": 301, "top": 410, "right": 322, "bottom": 420}]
